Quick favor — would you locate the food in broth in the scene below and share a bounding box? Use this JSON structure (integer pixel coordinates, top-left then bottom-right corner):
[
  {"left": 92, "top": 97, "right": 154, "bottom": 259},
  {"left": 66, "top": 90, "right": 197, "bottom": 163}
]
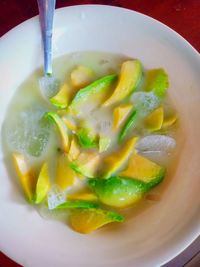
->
[{"left": 3, "top": 52, "right": 178, "bottom": 234}]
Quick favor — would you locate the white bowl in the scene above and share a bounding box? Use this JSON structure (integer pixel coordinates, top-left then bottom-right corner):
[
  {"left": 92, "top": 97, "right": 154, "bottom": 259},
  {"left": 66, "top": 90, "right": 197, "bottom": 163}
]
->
[{"left": 0, "top": 5, "right": 200, "bottom": 267}]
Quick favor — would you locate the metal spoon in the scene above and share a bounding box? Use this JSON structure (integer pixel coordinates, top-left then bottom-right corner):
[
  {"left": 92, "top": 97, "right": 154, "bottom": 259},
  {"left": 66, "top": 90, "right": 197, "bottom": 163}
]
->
[{"left": 37, "top": 0, "right": 59, "bottom": 99}]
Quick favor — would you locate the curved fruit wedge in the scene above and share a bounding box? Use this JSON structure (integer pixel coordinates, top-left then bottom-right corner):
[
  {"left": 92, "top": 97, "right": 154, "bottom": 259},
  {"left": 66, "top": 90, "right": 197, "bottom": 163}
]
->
[
  {"left": 113, "top": 103, "right": 133, "bottom": 131},
  {"left": 56, "top": 154, "right": 76, "bottom": 190},
  {"left": 69, "top": 208, "right": 124, "bottom": 234},
  {"left": 68, "top": 135, "right": 80, "bottom": 161},
  {"left": 46, "top": 112, "right": 70, "bottom": 152},
  {"left": 163, "top": 113, "right": 177, "bottom": 128},
  {"left": 35, "top": 162, "right": 50, "bottom": 204},
  {"left": 12, "top": 153, "right": 36, "bottom": 202},
  {"left": 69, "top": 74, "right": 117, "bottom": 115},
  {"left": 103, "top": 60, "right": 142, "bottom": 106},
  {"left": 77, "top": 127, "right": 98, "bottom": 149},
  {"left": 99, "top": 136, "right": 111, "bottom": 153},
  {"left": 144, "top": 69, "right": 169, "bottom": 98},
  {"left": 145, "top": 106, "right": 164, "bottom": 132},
  {"left": 118, "top": 109, "right": 137, "bottom": 143},
  {"left": 70, "top": 152, "right": 100, "bottom": 178},
  {"left": 120, "top": 153, "right": 165, "bottom": 190},
  {"left": 88, "top": 176, "right": 145, "bottom": 208},
  {"left": 67, "top": 191, "right": 98, "bottom": 202},
  {"left": 53, "top": 200, "right": 98, "bottom": 210},
  {"left": 102, "top": 136, "right": 138, "bottom": 178},
  {"left": 50, "top": 83, "right": 71, "bottom": 109},
  {"left": 62, "top": 116, "right": 77, "bottom": 132}
]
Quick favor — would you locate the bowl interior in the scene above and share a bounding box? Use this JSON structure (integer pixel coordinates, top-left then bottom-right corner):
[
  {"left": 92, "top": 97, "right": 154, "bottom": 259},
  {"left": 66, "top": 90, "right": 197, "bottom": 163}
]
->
[{"left": 0, "top": 5, "right": 200, "bottom": 267}]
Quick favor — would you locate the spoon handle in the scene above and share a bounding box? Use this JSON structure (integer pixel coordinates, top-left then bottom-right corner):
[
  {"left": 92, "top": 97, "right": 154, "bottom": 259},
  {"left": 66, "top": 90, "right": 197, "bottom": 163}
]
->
[{"left": 37, "top": 0, "right": 56, "bottom": 76}]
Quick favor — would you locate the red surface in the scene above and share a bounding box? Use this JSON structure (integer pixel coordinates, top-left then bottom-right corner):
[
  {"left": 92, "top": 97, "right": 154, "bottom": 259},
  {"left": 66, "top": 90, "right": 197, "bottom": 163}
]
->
[
  {"left": 0, "top": 1, "right": 199, "bottom": 267},
  {"left": 1, "top": 0, "right": 200, "bottom": 51}
]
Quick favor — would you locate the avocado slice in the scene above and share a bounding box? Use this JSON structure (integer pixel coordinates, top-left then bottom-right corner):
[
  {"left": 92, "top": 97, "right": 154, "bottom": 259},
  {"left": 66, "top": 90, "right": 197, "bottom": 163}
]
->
[
  {"left": 12, "top": 153, "right": 36, "bottom": 203},
  {"left": 69, "top": 74, "right": 117, "bottom": 115},
  {"left": 144, "top": 69, "right": 169, "bottom": 98},
  {"left": 69, "top": 208, "right": 124, "bottom": 234},
  {"left": 50, "top": 83, "right": 71, "bottom": 109},
  {"left": 120, "top": 91, "right": 163, "bottom": 141},
  {"left": 118, "top": 109, "right": 138, "bottom": 143},
  {"left": 103, "top": 60, "right": 142, "bottom": 106},
  {"left": 101, "top": 136, "right": 138, "bottom": 178},
  {"left": 53, "top": 200, "right": 99, "bottom": 210},
  {"left": 34, "top": 162, "right": 50, "bottom": 204},
  {"left": 118, "top": 68, "right": 168, "bottom": 141},
  {"left": 113, "top": 103, "right": 133, "bottom": 131},
  {"left": 145, "top": 106, "right": 164, "bottom": 132},
  {"left": 68, "top": 135, "right": 80, "bottom": 161},
  {"left": 120, "top": 153, "right": 165, "bottom": 190},
  {"left": 45, "top": 112, "right": 70, "bottom": 153},
  {"left": 162, "top": 112, "right": 177, "bottom": 128},
  {"left": 56, "top": 154, "right": 76, "bottom": 190},
  {"left": 67, "top": 191, "right": 98, "bottom": 202},
  {"left": 70, "top": 152, "right": 100, "bottom": 178},
  {"left": 88, "top": 176, "right": 146, "bottom": 208},
  {"left": 62, "top": 116, "right": 77, "bottom": 132},
  {"left": 77, "top": 127, "right": 98, "bottom": 149},
  {"left": 99, "top": 136, "right": 111, "bottom": 152}
]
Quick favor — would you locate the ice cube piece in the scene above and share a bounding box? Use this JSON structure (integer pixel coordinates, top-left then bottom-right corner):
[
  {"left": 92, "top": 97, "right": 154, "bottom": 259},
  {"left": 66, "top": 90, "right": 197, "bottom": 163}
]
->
[
  {"left": 6, "top": 105, "right": 50, "bottom": 157},
  {"left": 99, "top": 120, "right": 112, "bottom": 133},
  {"left": 37, "top": 204, "right": 67, "bottom": 221},
  {"left": 39, "top": 76, "right": 60, "bottom": 99},
  {"left": 131, "top": 92, "right": 160, "bottom": 117},
  {"left": 139, "top": 150, "right": 171, "bottom": 167},
  {"left": 47, "top": 185, "right": 67, "bottom": 210},
  {"left": 136, "top": 135, "right": 176, "bottom": 152}
]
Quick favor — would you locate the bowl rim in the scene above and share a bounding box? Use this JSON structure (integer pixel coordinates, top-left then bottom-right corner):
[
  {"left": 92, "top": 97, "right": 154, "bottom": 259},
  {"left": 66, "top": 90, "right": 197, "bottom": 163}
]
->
[
  {"left": 1, "top": 4, "right": 199, "bottom": 57},
  {"left": 0, "top": 4, "right": 199, "bottom": 267}
]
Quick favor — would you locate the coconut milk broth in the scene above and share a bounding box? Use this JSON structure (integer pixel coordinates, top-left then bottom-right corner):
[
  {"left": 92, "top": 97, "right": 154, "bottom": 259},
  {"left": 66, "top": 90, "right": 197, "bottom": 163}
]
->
[{"left": 2, "top": 51, "right": 181, "bottom": 220}]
